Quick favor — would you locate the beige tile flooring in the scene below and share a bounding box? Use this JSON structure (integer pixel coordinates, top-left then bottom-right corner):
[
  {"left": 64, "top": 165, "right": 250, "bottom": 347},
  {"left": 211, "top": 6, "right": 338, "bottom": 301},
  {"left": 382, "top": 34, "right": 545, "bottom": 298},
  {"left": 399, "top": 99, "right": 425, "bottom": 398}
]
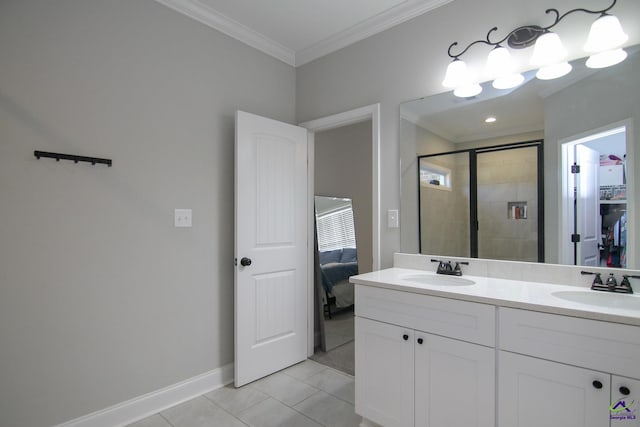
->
[{"left": 127, "top": 359, "right": 361, "bottom": 427}]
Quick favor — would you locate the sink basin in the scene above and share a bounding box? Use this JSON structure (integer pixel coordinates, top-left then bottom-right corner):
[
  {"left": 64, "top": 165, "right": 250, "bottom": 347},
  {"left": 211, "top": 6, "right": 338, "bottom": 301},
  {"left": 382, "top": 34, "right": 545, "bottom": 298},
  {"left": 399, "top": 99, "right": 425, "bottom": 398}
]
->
[
  {"left": 401, "top": 274, "right": 475, "bottom": 286},
  {"left": 552, "top": 291, "right": 640, "bottom": 310}
]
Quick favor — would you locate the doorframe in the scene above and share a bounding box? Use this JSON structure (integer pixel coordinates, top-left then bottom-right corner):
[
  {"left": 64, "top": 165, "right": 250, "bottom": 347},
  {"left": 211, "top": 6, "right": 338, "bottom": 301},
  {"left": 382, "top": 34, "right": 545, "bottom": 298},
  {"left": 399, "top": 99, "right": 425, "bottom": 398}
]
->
[
  {"left": 559, "top": 119, "right": 635, "bottom": 267},
  {"left": 299, "top": 103, "right": 381, "bottom": 356}
]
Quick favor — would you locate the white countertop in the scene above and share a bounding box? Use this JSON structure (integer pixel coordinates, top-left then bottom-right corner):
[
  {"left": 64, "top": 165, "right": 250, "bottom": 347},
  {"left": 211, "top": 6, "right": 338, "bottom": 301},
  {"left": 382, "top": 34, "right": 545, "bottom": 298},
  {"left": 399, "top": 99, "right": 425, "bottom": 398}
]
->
[{"left": 350, "top": 268, "right": 640, "bottom": 326}]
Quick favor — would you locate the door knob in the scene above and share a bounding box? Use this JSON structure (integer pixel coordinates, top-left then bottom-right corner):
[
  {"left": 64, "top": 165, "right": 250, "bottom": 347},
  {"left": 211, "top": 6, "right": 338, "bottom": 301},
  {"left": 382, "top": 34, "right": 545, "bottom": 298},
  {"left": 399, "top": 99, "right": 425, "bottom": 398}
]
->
[{"left": 240, "top": 257, "right": 252, "bottom": 267}]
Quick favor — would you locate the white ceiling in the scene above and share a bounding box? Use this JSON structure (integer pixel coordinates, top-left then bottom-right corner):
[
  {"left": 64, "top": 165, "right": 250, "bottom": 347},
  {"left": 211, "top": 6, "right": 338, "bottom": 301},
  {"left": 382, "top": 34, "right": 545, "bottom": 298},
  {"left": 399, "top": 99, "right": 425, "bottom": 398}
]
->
[{"left": 153, "top": 0, "right": 453, "bottom": 66}]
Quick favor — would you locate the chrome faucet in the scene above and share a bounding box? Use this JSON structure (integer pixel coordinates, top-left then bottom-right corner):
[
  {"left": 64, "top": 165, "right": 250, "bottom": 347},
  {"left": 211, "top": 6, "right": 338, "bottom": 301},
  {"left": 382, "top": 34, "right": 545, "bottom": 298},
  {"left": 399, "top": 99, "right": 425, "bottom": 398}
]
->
[{"left": 431, "top": 259, "right": 469, "bottom": 276}]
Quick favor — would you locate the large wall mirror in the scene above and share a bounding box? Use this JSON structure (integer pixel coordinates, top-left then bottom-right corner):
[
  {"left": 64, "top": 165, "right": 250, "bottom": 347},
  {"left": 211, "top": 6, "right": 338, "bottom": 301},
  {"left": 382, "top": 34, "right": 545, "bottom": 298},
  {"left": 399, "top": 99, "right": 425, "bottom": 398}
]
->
[
  {"left": 400, "top": 45, "right": 638, "bottom": 269},
  {"left": 314, "top": 196, "right": 357, "bottom": 355}
]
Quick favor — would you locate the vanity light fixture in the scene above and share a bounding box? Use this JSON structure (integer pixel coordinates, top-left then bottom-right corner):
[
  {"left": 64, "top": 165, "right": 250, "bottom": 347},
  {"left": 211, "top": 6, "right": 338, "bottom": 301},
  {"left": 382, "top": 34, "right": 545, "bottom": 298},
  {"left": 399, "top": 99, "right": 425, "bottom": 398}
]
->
[{"left": 442, "top": 0, "right": 628, "bottom": 97}]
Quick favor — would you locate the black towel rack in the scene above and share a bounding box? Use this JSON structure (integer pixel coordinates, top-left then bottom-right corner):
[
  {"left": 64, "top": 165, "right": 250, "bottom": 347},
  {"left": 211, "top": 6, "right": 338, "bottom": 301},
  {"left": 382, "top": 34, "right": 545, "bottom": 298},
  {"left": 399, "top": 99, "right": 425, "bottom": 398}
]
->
[{"left": 34, "top": 150, "right": 112, "bottom": 167}]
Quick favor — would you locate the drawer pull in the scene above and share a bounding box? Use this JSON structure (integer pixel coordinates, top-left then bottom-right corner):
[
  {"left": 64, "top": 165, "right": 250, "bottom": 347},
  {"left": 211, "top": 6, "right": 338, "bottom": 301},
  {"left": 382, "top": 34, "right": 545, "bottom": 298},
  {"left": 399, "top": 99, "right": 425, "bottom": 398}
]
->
[
  {"left": 403, "top": 334, "right": 409, "bottom": 341},
  {"left": 417, "top": 338, "right": 424, "bottom": 344},
  {"left": 620, "top": 386, "right": 631, "bottom": 395},
  {"left": 592, "top": 380, "right": 603, "bottom": 389}
]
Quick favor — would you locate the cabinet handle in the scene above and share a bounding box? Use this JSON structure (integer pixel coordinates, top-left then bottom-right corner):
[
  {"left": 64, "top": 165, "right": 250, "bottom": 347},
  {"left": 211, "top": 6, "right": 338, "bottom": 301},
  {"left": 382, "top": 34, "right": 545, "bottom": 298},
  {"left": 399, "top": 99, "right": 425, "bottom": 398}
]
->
[
  {"left": 592, "top": 380, "right": 603, "bottom": 389},
  {"left": 620, "top": 386, "right": 631, "bottom": 395},
  {"left": 417, "top": 338, "right": 424, "bottom": 344},
  {"left": 403, "top": 334, "right": 409, "bottom": 341}
]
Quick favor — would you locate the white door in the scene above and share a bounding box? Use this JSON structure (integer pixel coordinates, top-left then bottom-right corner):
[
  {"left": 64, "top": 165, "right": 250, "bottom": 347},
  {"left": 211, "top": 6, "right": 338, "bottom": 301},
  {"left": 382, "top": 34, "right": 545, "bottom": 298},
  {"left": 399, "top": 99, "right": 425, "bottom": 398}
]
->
[
  {"left": 355, "top": 317, "right": 414, "bottom": 427},
  {"left": 414, "top": 333, "right": 495, "bottom": 427},
  {"left": 576, "top": 144, "right": 600, "bottom": 266},
  {"left": 499, "top": 351, "right": 610, "bottom": 427},
  {"left": 234, "top": 111, "right": 308, "bottom": 387}
]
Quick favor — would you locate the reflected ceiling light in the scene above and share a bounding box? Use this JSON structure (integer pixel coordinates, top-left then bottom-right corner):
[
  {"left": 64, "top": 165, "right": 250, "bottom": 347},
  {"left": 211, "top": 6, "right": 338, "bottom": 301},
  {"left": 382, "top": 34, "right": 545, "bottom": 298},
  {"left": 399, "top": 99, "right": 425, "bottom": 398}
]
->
[
  {"left": 586, "top": 48, "right": 628, "bottom": 68},
  {"left": 485, "top": 116, "right": 497, "bottom": 123},
  {"left": 493, "top": 73, "right": 526, "bottom": 89},
  {"left": 442, "top": 0, "right": 628, "bottom": 92},
  {"left": 453, "top": 83, "right": 482, "bottom": 98},
  {"left": 536, "top": 62, "right": 572, "bottom": 80}
]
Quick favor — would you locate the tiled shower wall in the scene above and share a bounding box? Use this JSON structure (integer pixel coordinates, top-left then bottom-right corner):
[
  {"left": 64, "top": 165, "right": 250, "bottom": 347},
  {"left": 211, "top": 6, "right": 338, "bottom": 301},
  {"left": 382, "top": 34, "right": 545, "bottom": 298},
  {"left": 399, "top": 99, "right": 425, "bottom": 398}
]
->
[
  {"left": 477, "top": 146, "right": 538, "bottom": 262},
  {"left": 420, "top": 152, "right": 470, "bottom": 257}
]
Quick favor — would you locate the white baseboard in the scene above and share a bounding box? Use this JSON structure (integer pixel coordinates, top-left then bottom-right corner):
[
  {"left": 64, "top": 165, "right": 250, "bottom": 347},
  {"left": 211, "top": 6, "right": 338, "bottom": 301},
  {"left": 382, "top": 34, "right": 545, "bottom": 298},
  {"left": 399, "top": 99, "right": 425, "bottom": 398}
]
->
[{"left": 55, "top": 363, "right": 234, "bottom": 427}]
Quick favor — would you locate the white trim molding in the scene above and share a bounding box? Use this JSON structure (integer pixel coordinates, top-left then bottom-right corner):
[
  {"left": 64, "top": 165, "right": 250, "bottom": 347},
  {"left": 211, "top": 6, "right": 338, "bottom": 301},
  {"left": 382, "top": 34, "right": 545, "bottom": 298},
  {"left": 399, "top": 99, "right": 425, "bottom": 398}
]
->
[
  {"left": 153, "top": 0, "right": 296, "bottom": 66},
  {"left": 153, "top": 0, "right": 453, "bottom": 67},
  {"left": 295, "top": 0, "right": 454, "bottom": 66},
  {"left": 55, "top": 364, "right": 234, "bottom": 427},
  {"left": 300, "top": 103, "right": 381, "bottom": 356}
]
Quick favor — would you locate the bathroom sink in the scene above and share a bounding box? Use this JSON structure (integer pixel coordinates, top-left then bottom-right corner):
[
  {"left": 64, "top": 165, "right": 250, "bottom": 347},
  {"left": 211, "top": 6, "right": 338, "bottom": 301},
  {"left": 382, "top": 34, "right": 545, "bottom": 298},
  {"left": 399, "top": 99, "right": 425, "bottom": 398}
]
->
[
  {"left": 401, "top": 274, "right": 475, "bottom": 286},
  {"left": 551, "top": 291, "right": 640, "bottom": 310}
]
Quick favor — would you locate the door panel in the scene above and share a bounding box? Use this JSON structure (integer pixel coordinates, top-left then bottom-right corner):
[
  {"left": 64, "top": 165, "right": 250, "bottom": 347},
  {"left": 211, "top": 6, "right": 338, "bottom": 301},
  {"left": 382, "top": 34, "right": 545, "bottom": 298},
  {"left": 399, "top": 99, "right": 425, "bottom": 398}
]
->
[
  {"left": 414, "top": 333, "right": 495, "bottom": 427},
  {"left": 576, "top": 144, "right": 600, "bottom": 266},
  {"left": 355, "top": 317, "right": 414, "bottom": 427},
  {"left": 235, "top": 111, "right": 308, "bottom": 387},
  {"left": 499, "top": 351, "right": 610, "bottom": 427}
]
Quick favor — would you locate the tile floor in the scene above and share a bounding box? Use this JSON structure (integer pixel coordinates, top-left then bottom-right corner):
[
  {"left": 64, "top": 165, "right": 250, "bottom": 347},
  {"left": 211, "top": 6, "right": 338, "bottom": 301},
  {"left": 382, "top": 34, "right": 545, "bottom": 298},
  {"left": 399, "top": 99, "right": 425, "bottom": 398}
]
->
[{"left": 127, "top": 359, "right": 361, "bottom": 427}]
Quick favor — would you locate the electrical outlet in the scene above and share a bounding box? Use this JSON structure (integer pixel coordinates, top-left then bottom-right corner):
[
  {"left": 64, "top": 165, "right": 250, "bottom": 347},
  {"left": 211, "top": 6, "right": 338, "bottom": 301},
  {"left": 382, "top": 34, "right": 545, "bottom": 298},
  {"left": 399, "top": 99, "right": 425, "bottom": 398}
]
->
[
  {"left": 174, "top": 209, "right": 192, "bottom": 227},
  {"left": 387, "top": 209, "right": 399, "bottom": 228}
]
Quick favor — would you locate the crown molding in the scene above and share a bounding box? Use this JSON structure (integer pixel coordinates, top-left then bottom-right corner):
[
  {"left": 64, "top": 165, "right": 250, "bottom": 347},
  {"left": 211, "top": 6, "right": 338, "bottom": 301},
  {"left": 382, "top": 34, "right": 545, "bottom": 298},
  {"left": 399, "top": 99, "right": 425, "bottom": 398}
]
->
[
  {"left": 295, "top": 0, "right": 454, "bottom": 66},
  {"left": 155, "top": 0, "right": 453, "bottom": 67},
  {"left": 154, "top": 0, "right": 296, "bottom": 66}
]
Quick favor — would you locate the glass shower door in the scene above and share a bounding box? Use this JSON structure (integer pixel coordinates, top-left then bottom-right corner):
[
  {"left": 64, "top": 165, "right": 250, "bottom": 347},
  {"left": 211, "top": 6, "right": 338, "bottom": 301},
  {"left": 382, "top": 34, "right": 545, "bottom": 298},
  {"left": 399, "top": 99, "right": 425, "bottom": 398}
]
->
[{"left": 476, "top": 146, "right": 539, "bottom": 262}]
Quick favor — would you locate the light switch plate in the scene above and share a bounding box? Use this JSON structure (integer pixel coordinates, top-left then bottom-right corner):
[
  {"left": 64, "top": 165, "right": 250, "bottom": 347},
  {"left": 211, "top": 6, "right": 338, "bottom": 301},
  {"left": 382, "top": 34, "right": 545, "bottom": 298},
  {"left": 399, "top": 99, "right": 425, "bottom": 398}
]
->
[
  {"left": 174, "top": 209, "right": 192, "bottom": 227},
  {"left": 387, "top": 209, "right": 399, "bottom": 228}
]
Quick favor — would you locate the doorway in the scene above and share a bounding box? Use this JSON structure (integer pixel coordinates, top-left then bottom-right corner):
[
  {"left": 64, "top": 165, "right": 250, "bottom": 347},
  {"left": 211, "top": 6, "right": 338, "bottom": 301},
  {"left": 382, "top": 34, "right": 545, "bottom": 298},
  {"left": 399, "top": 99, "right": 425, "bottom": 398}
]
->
[
  {"left": 561, "top": 123, "right": 631, "bottom": 268},
  {"left": 300, "top": 104, "right": 380, "bottom": 375}
]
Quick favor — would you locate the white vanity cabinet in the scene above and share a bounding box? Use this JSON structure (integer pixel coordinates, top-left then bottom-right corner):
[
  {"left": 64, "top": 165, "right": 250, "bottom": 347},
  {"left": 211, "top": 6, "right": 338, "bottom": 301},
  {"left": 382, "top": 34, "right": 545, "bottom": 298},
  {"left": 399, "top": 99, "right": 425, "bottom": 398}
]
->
[
  {"left": 498, "top": 307, "right": 640, "bottom": 427},
  {"left": 499, "top": 351, "right": 610, "bottom": 427},
  {"left": 354, "top": 285, "right": 496, "bottom": 427}
]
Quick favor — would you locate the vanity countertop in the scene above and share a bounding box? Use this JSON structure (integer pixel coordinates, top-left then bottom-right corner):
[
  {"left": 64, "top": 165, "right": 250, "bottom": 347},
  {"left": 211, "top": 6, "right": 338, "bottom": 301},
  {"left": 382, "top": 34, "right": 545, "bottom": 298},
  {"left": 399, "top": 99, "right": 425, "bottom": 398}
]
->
[{"left": 350, "top": 268, "right": 640, "bottom": 326}]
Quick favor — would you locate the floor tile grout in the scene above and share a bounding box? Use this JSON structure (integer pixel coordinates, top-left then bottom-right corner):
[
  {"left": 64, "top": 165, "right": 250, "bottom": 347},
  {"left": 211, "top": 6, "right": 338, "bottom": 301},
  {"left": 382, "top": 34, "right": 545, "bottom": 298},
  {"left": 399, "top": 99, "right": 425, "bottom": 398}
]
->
[{"left": 128, "top": 358, "right": 359, "bottom": 427}]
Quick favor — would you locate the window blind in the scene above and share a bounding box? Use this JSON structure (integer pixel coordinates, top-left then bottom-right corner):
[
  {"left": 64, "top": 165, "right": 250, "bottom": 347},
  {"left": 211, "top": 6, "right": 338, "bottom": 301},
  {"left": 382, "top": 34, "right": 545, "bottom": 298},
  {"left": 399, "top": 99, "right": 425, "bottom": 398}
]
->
[{"left": 316, "top": 207, "right": 356, "bottom": 252}]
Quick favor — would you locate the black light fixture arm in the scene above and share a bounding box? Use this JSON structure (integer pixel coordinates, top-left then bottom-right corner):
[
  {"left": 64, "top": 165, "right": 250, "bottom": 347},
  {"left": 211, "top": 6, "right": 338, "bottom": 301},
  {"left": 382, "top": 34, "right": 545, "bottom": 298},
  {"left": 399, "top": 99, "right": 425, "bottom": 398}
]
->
[{"left": 446, "top": 0, "right": 618, "bottom": 59}]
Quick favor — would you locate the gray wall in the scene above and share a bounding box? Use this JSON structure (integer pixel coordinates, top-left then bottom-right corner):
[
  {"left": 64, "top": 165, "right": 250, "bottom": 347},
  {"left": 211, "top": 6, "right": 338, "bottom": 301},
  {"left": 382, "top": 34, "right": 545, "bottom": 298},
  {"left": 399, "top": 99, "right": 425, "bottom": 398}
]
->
[
  {"left": 315, "top": 121, "right": 374, "bottom": 274},
  {"left": 0, "top": 1, "right": 295, "bottom": 426},
  {"left": 297, "top": 0, "right": 640, "bottom": 267}
]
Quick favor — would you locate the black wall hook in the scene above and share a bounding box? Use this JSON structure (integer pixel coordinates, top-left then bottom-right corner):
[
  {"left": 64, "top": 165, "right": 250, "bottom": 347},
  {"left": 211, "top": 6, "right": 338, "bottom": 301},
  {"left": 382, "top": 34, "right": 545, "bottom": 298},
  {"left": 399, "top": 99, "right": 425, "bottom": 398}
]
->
[{"left": 34, "top": 151, "right": 112, "bottom": 167}]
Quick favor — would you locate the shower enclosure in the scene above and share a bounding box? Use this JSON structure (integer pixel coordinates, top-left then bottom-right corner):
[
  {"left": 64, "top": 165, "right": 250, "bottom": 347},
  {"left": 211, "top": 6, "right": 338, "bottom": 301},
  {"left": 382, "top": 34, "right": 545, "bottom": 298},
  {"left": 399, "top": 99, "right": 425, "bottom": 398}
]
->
[{"left": 418, "top": 140, "right": 544, "bottom": 262}]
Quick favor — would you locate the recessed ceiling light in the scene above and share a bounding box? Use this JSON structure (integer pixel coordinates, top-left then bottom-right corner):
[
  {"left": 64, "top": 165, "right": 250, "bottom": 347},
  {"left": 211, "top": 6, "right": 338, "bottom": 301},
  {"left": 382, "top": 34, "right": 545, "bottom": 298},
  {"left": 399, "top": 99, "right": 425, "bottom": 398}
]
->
[{"left": 485, "top": 116, "right": 497, "bottom": 123}]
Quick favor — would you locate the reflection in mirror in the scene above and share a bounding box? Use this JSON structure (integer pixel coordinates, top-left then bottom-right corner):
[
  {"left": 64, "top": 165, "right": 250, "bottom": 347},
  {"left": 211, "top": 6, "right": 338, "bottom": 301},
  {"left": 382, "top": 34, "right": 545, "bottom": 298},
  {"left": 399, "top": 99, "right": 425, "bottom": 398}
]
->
[
  {"left": 401, "top": 46, "right": 638, "bottom": 269},
  {"left": 417, "top": 142, "right": 543, "bottom": 262},
  {"left": 314, "top": 196, "right": 357, "bottom": 354}
]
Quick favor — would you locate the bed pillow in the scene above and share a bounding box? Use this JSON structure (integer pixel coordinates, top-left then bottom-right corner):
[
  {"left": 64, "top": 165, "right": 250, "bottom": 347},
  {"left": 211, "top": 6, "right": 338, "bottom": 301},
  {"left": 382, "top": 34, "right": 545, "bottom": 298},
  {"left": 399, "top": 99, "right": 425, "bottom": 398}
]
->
[
  {"left": 319, "top": 249, "right": 342, "bottom": 265},
  {"left": 340, "top": 247, "right": 358, "bottom": 263}
]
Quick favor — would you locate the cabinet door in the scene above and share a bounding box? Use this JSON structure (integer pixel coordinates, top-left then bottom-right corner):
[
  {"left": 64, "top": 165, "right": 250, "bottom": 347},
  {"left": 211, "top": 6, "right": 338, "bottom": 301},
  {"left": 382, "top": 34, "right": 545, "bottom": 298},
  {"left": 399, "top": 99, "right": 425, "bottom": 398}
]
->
[
  {"left": 355, "top": 317, "right": 414, "bottom": 427},
  {"left": 414, "top": 333, "right": 495, "bottom": 427},
  {"left": 499, "top": 351, "right": 610, "bottom": 427},
  {"left": 611, "top": 376, "right": 640, "bottom": 426}
]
